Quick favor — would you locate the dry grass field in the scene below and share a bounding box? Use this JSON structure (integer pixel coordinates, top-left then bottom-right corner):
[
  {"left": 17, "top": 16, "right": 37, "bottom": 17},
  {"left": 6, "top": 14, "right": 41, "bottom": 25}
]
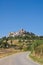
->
[{"left": 0, "top": 48, "right": 21, "bottom": 58}]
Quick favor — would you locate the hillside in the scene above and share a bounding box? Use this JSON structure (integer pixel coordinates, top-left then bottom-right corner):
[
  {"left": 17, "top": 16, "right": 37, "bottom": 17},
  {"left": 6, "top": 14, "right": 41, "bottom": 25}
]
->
[
  {"left": 7, "top": 29, "right": 39, "bottom": 40},
  {"left": 0, "top": 29, "right": 43, "bottom": 51},
  {"left": 0, "top": 29, "right": 38, "bottom": 50},
  {"left": 0, "top": 29, "right": 42, "bottom": 49}
]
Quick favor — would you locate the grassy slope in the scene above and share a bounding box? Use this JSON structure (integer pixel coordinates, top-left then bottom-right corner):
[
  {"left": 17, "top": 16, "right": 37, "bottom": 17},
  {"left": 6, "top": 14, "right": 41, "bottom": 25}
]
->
[
  {"left": 29, "top": 40, "right": 43, "bottom": 65},
  {"left": 29, "top": 54, "right": 43, "bottom": 65}
]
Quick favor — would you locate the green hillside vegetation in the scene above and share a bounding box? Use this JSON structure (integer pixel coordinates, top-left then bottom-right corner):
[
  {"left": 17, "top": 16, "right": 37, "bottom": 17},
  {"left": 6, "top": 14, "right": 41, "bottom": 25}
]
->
[
  {"left": 30, "top": 40, "right": 43, "bottom": 64},
  {"left": 0, "top": 32, "right": 35, "bottom": 51},
  {"left": 31, "top": 40, "right": 43, "bottom": 56},
  {"left": 0, "top": 32, "right": 43, "bottom": 51}
]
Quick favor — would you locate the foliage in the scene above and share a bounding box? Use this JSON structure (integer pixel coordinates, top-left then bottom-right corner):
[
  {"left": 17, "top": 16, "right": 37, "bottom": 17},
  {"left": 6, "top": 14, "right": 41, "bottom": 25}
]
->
[{"left": 31, "top": 40, "right": 43, "bottom": 58}]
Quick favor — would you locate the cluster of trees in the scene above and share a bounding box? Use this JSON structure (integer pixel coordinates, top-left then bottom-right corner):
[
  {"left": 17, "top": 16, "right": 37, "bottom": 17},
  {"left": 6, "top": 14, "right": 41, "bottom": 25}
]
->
[{"left": 0, "top": 37, "right": 10, "bottom": 48}]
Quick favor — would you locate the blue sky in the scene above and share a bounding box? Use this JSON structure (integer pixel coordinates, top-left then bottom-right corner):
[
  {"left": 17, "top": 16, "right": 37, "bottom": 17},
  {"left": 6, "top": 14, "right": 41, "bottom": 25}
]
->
[{"left": 0, "top": 0, "right": 43, "bottom": 37}]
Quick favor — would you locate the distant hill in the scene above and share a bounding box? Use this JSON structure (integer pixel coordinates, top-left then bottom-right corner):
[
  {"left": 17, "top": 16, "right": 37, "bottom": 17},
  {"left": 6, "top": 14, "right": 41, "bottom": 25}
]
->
[
  {"left": 0, "top": 29, "right": 38, "bottom": 49},
  {"left": 8, "top": 29, "right": 36, "bottom": 37},
  {"left": 7, "top": 29, "right": 40, "bottom": 40},
  {"left": 8, "top": 29, "right": 26, "bottom": 37}
]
